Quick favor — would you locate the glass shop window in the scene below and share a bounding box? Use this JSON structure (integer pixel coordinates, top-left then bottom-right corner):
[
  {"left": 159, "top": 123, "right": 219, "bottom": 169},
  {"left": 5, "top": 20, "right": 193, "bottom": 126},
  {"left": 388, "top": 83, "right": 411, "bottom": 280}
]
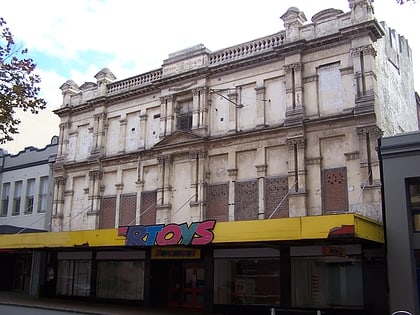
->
[
  {"left": 56, "top": 259, "right": 92, "bottom": 297},
  {"left": 96, "top": 260, "right": 144, "bottom": 300},
  {"left": 214, "top": 257, "right": 281, "bottom": 305},
  {"left": 291, "top": 256, "right": 363, "bottom": 308}
]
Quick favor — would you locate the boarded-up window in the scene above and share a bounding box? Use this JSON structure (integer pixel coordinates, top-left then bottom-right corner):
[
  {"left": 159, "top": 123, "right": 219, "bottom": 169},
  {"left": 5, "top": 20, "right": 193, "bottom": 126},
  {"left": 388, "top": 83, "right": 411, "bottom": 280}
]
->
[
  {"left": 265, "top": 176, "right": 289, "bottom": 218},
  {"left": 318, "top": 62, "right": 343, "bottom": 111},
  {"left": 322, "top": 167, "right": 348, "bottom": 213},
  {"left": 119, "top": 193, "right": 137, "bottom": 226},
  {"left": 207, "top": 183, "right": 229, "bottom": 221},
  {"left": 235, "top": 180, "right": 258, "bottom": 221},
  {"left": 100, "top": 196, "right": 116, "bottom": 229},
  {"left": 140, "top": 191, "right": 157, "bottom": 225}
]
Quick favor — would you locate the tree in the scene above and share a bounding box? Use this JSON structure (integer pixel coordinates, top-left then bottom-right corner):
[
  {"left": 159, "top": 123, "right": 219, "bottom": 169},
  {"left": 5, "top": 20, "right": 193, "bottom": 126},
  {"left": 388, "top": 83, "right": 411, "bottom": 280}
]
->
[{"left": 0, "top": 17, "right": 46, "bottom": 144}]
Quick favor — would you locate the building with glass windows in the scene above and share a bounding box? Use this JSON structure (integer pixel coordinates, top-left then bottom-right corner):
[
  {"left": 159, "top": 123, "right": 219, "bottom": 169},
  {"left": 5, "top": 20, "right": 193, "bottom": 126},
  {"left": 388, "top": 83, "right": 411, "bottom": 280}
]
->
[
  {"left": 379, "top": 131, "right": 420, "bottom": 315},
  {"left": 0, "top": 137, "right": 58, "bottom": 294},
  {"left": 0, "top": 0, "right": 418, "bottom": 314}
]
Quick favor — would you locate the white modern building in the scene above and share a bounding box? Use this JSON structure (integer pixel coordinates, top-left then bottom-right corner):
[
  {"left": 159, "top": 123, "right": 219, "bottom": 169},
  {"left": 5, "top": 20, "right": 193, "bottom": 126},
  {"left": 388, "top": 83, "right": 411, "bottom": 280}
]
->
[{"left": 0, "top": 137, "right": 58, "bottom": 294}]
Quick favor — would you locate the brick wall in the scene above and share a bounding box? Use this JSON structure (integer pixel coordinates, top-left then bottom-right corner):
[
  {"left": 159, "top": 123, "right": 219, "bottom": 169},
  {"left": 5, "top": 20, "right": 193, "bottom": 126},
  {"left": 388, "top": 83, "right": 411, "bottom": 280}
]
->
[
  {"left": 100, "top": 196, "right": 116, "bottom": 229},
  {"left": 140, "top": 191, "right": 157, "bottom": 225},
  {"left": 119, "top": 193, "right": 137, "bottom": 226},
  {"left": 265, "top": 176, "right": 289, "bottom": 218},
  {"left": 207, "top": 183, "right": 229, "bottom": 221},
  {"left": 235, "top": 180, "right": 258, "bottom": 220},
  {"left": 322, "top": 167, "right": 348, "bottom": 213}
]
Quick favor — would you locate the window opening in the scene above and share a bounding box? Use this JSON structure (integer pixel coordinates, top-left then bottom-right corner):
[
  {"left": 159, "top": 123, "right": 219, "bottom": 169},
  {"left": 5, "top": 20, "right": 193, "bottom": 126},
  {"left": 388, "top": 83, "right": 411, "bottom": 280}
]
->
[{"left": 178, "top": 100, "right": 193, "bottom": 131}]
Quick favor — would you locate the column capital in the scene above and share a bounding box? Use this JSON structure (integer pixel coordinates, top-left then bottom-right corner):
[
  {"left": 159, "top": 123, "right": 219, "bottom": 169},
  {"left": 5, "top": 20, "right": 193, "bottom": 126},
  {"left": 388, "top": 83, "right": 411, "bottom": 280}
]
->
[
  {"left": 351, "top": 44, "right": 377, "bottom": 57},
  {"left": 158, "top": 154, "right": 173, "bottom": 164},
  {"left": 286, "top": 136, "right": 305, "bottom": 150},
  {"left": 284, "top": 62, "right": 303, "bottom": 73}
]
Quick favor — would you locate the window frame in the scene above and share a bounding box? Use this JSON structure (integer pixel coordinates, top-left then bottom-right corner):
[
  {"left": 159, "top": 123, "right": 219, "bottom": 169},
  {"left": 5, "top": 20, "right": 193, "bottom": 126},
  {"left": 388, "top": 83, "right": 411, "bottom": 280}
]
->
[
  {"left": 177, "top": 99, "right": 193, "bottom": 131},
  {"left": 407, "top": 178, "right": 420, "bottom": 232},
  {"left": 0, "top": 182, "right": 10, "bottom": 217},
  {"left": 12, "top": 181, "right": 23, "bottom": 216},
  {"left": 25, "top": 178, "right": 36, "bottom": 214},
  {"left": 38, "top": 176, "right": 49, "bottom": 213}
]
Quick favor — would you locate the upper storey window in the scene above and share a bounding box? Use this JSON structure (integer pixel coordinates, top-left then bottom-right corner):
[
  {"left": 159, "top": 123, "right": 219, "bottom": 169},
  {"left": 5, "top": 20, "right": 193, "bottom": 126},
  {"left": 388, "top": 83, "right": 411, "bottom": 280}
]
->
[
  {"left": 13, "top": 181, "right": 22, "bottom": 215},
  {"left": 317, "top": 62, "right": 343, "bottom": 112},
  {"left": 178, "top": 100, "right": 193, "bottom": 131},
  {"left": 1, "top": 183, "right": 10, "bottom": 217}
]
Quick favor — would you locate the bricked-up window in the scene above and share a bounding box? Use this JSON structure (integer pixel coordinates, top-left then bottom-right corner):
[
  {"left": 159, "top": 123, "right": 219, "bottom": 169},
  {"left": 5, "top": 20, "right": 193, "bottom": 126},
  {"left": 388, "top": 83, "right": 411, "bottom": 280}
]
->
[
  {"left": 119, "top": 193, "right": 137, "bottom": 226},
  {"left": 140, "top": 191, "right": 157, "bottom": 225},
  {"left": 178, "top": 100, "right": 193, "bottom": 131},
  {"left": 100, "top": 196, "right": 116, "bottom": 229},
  {"left": 407, "top": 178, "right": 420, "bottom": 232},
  {"left": 207, "top": 183, "right": 229, "bottom": 221},
  {"left": 235, "top": 180, "right": 258, "bottom": 221},
  {"left": 265, "top": 176, "right": 289, "bottom": 219},
  {"left": 322, "top": 167, "right": 348, "bottom": 213},
  {"left": 318, "top": 62, "right": 343, "bottom": 110}
]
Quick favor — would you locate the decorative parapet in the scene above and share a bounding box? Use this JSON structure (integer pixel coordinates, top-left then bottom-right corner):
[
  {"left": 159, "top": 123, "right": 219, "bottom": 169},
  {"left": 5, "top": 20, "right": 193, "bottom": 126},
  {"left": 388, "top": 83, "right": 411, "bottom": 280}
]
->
[
  {"left": 209, "top": 33, "right": 285, "bottom": 65},
  {"left": 107, "top": 69, "right": 163, "bottom": 95},
  {"left": 57, "top": 5, "right": 380, "bottom": 109}
]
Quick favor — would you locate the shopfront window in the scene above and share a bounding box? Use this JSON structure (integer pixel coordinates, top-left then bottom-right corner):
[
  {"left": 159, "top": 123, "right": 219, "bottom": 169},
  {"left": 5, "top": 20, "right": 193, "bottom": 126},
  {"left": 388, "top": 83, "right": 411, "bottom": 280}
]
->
[
  {"left": 291, "top": 245, "right": 363, "bottom": 309},
  {"left": 214, "top": 248, "right": 281, "bottom": 305},
  {"left": 408, "top": 178, "right": 420, "bottom": 232},
  {"left": 95, "top": 250, "right": 145, "bottom": 301},
  {"left": 96, "top": 260, "right": 144, "bottom": 300},
  {"left": 56, "top": 252, "right": 92, "bottom": 297},
  {"left": 56, "top": 259, "right": 91, "bottom": 296}
]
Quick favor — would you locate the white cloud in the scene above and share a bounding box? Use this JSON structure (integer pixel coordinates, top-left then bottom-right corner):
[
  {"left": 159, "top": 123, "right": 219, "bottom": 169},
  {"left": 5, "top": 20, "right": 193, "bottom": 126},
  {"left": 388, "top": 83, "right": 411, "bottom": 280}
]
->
[{"left": 37, "top": 69, "right": 67, "bottom": 109}]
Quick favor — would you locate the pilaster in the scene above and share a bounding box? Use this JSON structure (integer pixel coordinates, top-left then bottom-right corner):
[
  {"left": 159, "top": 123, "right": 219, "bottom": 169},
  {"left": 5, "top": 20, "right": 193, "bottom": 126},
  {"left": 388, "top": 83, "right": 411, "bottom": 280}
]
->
[{"left": 255, "top": 86, "right": 266, "bottom": 128}]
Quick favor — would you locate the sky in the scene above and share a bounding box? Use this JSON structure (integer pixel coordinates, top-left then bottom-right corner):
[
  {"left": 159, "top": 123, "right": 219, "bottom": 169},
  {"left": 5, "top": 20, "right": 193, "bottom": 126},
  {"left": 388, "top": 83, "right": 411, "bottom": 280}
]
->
[{"left": 1, "top": 0, "right": 419, "bottom": 154}]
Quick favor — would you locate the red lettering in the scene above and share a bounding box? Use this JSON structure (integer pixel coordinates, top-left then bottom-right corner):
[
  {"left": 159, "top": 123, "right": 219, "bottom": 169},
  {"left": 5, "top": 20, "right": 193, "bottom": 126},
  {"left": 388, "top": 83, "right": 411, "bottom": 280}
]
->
[
  {"left": 192, "top": 220, "right": 216, "bottom": 245},
  {"left": 156, "top": 224, "right": 182, "bottom": 245}
]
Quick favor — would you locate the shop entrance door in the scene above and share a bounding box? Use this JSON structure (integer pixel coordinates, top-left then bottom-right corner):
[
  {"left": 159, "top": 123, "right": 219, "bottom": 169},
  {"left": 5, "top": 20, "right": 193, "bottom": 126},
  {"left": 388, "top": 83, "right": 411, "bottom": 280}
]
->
[
  {"left": 12, "top": 254, "right": 31, "bottom": 292},
  {"left": 168, "top": 262, "right": 205, "bottom": 309}
]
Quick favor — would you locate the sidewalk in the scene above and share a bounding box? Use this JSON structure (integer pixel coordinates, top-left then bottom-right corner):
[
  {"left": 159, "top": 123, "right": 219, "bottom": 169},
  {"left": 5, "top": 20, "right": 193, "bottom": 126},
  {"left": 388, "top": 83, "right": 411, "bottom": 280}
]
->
[{"left": 0, "top": 291, "right": 207, "bottom": 315}]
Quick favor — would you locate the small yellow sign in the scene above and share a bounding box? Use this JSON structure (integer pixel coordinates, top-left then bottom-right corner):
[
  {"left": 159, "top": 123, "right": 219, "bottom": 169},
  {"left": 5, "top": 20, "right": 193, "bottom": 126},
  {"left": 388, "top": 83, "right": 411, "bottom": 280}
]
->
[{"left": 151, "top": 246, "right": 201, "bottom": 259}]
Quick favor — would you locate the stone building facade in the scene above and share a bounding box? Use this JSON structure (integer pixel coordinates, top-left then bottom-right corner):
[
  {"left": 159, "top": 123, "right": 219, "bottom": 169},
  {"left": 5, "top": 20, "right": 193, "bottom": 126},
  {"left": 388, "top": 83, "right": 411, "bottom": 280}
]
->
[{"left": 44, "top": 0, "right": 417, "bottom": 313}]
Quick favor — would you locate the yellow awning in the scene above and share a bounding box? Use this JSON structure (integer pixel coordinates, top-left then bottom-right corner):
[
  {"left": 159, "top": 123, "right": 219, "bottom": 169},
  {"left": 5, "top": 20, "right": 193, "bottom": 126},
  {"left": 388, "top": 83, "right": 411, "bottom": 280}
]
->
[
  {"left": 0, "top": 213, "right": 383, "bottom": 250},
  {"left": 212, "top": 213, "right": 383, "bottom": 243}
]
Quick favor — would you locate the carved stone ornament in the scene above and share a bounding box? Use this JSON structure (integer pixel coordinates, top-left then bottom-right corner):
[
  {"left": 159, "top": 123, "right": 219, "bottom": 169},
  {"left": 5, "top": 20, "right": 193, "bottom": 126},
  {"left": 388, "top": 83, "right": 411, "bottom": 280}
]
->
[
  {"left": 284, "top": 63, "right": 303, "bottom": 73},
  {"left": 351, "top": 44, "right": 377, "bottom": 58},
  {"left": 286, "top": 137, "right": 305, "bottom": 150}
]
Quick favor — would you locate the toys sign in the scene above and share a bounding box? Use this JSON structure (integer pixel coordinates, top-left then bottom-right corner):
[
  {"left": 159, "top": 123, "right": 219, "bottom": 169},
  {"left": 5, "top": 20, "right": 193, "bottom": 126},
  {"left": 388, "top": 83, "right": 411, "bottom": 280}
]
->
[{"left": 118, "top": 220, "right": 216, "bottom": 247}]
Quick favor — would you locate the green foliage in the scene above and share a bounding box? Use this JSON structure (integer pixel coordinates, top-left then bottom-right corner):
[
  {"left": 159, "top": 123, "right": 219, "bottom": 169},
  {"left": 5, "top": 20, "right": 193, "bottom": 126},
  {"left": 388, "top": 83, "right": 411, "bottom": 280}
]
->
[{"left": 0, "top": 17, "right": 46, "bottom": 144}]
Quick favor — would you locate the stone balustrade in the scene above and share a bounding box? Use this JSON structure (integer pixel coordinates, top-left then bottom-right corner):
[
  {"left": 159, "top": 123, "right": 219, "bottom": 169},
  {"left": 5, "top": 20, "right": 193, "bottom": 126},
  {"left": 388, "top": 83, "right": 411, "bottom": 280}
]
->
[
  {"left": 209, "top": 33, "right": 285, "bottom": 65},
  {"left": 107, "top": 69, "right": 163, "bottom": 95},
  {"left": 104, "top": 33, "right": 286, "bottom": 95}
]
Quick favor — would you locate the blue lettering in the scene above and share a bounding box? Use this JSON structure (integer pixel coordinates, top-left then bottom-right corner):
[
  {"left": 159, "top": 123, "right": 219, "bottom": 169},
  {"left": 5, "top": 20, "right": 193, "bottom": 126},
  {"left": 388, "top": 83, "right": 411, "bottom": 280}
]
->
[
  {"left": 126, "top": 226, "right": 147, "bottom": 246},
  {"left": 179, "top": 222, "right": 199, "bottom": 245},
  {"left": 145, "top": 225, "right": 164, "bottom": 246}
]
